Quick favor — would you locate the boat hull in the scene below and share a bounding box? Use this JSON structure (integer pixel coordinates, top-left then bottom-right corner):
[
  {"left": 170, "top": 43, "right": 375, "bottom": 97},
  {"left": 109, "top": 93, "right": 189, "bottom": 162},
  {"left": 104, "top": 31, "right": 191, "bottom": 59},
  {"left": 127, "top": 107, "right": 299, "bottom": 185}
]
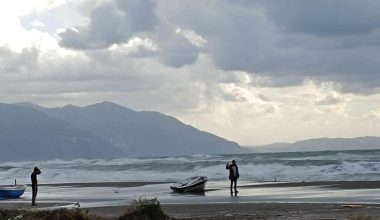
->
[
  {"left": 170, "top": 176, "right": 207, "bottom": 193},
  {"left": 0, "top": 185, "right": 27, "bottom": 199}
]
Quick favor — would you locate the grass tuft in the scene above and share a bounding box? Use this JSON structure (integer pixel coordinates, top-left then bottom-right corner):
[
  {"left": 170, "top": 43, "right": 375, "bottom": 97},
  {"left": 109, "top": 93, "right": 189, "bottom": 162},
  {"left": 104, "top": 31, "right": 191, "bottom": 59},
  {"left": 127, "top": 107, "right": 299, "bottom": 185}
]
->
[
  {"left": 348, "top": 217, "right": 380, "bottom": 220},
  {"left": 117, "top": 198, "right": 172, "bottom": 220},
  {"left": 0, "top": 208, "right": 105, "bottom": 220},
  {"left": 0, "top": 198, "right": 173, "bottom": 220}
]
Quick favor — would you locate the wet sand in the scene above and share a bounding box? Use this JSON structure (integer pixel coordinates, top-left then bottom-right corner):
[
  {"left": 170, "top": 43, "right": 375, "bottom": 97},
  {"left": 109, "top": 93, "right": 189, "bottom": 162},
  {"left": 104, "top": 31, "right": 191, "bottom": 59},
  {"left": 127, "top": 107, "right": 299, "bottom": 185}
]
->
[
  {"left": 2, "top": 181, "right": 380, "bottom": 219},
  {"left": 242, "top": 180, "right": 380, "bottom": 190},
  {"left": 19, "top": 180, "right": 380, "bottom": 189},
  {"left": 87, "top": 181, "right": 380, "bottom": 219},
  {"left": 27, "top": 180, "right": 380, "bottom": 189},
  {"left": 36, "top": 181, "right": 171, "bottom": 188}
]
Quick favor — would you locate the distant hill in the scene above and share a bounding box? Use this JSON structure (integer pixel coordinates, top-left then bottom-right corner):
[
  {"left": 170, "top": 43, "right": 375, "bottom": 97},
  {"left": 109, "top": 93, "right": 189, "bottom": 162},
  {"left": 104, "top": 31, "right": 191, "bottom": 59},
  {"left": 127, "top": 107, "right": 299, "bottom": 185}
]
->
[
  {"left": 14, "top": 101, "right": 249, "bottom": 158},
  {"left": 248, "top": 136, "right": 380, "bottom": 152},
  {"left": 0, "top": 103, "right": 122, "bottom": 161},
  {"left": 31, "top": 101, "right": 249, "bottom": 156}
]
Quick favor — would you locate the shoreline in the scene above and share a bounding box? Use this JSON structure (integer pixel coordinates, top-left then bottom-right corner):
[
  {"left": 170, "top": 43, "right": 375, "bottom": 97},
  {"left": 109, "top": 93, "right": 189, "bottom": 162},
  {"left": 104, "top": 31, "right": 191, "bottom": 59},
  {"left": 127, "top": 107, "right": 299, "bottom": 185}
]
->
[
  {"left": 14, "top": 180, "right": 380, "bottom": 189},
  {"left": 2, "top": 180, "right": 380, "bottom": 219},
  {"left": 35, "top": 181, "right": 172, "bottom": 188},
  {"left": 242, "top": 180, "right": 380, "bottom": 189}
]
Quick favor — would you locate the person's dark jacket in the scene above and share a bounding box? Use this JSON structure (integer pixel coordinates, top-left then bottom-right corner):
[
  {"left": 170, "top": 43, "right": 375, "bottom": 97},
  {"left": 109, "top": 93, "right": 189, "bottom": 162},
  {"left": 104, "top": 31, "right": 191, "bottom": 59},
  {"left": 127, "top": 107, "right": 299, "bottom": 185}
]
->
[
  {"left": 226, "top": 163, "right": 239, "bottom": 180},
  {"left": 31, "top": 168, "right": 41, "bottom": 185}
]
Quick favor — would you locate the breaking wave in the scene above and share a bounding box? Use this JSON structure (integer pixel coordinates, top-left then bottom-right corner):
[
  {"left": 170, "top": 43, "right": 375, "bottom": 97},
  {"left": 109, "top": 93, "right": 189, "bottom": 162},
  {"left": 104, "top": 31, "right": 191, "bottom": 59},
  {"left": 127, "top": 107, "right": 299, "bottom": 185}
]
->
[{"left": 1, "top": 149, "right": 380, "bottom": 185}]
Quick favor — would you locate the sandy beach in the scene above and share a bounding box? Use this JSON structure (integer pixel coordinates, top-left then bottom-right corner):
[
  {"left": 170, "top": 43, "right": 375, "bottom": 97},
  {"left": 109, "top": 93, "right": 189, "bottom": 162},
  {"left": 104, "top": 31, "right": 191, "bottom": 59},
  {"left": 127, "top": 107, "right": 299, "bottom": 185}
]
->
[
  {"left": 2, "top": 181, "right": 380, "bottom": 219},
  {"left": 3, "top": 201, "right": 380, "bottom": 219},
  {"left": 99, "top": 203, "right": 380, "bottom": 219}
]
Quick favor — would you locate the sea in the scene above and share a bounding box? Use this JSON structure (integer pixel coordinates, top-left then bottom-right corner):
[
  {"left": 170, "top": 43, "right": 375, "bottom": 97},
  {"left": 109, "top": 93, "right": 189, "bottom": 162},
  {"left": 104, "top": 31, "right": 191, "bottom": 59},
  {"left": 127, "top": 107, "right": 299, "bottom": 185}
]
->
[{"left": 1, "top": 149, "right": 380, "bottom": 185}]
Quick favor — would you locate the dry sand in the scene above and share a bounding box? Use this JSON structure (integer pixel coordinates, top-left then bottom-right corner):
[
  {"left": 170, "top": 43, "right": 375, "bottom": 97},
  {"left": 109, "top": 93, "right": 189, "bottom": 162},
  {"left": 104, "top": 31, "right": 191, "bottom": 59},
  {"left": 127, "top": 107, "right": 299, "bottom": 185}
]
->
[
  {"left": 86, "top": 203, "right": 380, "bottom": 219},
  {"left": 2, "top": 202, "right": 380, "bottom": 219}
]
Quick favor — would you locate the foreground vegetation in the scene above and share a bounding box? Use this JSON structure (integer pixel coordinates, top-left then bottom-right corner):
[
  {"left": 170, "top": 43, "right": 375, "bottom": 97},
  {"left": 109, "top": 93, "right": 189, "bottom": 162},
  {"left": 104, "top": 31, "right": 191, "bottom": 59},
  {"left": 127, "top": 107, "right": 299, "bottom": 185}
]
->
[
  {"left": 348, "top": 217, "right": 380, "bottom": 220},
  {"left": 0, "top": 198, "right": 173, "bottom": 220},
  {"left": 118, "top": 198, "right": 171, "bottom": 220}
]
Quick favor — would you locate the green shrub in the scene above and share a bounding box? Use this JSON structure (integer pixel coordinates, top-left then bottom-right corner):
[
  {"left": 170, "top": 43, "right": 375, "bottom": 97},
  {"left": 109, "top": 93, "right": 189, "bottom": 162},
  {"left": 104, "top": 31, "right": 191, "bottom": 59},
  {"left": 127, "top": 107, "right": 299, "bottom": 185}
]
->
[
  {"left": 0, "top": 209, "right": 18, "bottom": 220},
  {"left": 0, "top": 208, "right": 104, "bottom": 220},
  {"left": 0, "top": 198, "right": 173, "bottom": 220},
  {"left": 348, "top": 217, "right": 380, "bottom": 220},
  {"left": 117, "top": 198, "right": 172, "bottom": 220},
  {"left": 26, "top": 209, "right": 91, "bottom": 220}
]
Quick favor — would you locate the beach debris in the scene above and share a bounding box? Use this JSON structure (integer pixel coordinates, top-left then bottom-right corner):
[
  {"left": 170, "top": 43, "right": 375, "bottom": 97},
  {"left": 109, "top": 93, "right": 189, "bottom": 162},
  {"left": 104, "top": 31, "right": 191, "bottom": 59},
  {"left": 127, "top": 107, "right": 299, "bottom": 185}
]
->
[{"left": 341, "top": 204, "right": 363, "bottom": 208}]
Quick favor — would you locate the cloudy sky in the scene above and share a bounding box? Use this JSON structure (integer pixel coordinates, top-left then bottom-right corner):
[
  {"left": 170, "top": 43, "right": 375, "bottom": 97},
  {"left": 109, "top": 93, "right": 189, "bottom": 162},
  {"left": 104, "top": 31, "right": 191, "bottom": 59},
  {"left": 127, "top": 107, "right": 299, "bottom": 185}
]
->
[{"left": 2, "top": 0, "right": 380, "bottom": 145}]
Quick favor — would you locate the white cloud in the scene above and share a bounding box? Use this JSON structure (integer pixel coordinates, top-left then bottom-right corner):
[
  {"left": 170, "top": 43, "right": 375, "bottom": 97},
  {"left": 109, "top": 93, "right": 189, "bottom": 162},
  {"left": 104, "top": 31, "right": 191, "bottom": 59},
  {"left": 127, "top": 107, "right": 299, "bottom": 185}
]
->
[
  {"left": 108, "top": 37, "right": 157, "bottom": 55},
  {"left": 175, "top": 28, "right": 207, "bottom": 48},
  {"left": 367, "top": 109, "right": 380, "bottom": 120},
  {"left": 31, "top": 20, "right": 45, "bottom": 27}
]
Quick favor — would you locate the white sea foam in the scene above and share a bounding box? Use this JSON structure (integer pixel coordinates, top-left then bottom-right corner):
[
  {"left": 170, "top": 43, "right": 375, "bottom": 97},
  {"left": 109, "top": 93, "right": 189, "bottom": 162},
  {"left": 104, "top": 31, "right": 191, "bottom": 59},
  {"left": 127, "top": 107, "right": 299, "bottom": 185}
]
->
[{"left": 1, "top": 150, "right": 380, "bottom": 185}]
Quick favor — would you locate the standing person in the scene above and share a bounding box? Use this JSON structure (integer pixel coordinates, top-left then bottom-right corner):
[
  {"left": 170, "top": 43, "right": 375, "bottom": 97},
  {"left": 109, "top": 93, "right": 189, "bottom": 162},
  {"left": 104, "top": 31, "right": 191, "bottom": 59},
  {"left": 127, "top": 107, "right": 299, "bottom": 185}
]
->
[
  {"left": 226, "top": 160, "right": 239, "bottom": 194},
  {"left": 31, "top": 167, "right": 41, "bottom": 206}
]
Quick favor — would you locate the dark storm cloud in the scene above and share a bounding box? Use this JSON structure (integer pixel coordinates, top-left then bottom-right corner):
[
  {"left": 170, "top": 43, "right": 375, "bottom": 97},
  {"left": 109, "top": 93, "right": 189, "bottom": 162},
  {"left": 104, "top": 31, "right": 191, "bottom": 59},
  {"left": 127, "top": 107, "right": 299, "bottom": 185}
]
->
[
  {"left": 57, "top": 0, "right": 380, "bottom": 93},
  {"left": 115, "top": 0, "right": 156, "bottom": 32},
  {"left": 58, "top": 0, "right": 201, "bottom": 68},
  {"left": 264, "top": 0, "right": 380, "bottom": 37},
  {"left": 158, "top": 33, "right": 200, "bottom": 68},
  {"left": 174, "top": 0, "right": 380, "bottom": 93},
  {"left": 59, "top": 0, "right": 157, "bottom": 49}
]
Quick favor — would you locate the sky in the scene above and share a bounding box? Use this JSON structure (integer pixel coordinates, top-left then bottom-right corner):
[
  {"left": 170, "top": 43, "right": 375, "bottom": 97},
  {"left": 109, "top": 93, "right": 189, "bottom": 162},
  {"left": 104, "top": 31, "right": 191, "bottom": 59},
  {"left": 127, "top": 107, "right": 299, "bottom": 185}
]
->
[{"left": 1, "top": 0, "right": 380, "bottom": 146}]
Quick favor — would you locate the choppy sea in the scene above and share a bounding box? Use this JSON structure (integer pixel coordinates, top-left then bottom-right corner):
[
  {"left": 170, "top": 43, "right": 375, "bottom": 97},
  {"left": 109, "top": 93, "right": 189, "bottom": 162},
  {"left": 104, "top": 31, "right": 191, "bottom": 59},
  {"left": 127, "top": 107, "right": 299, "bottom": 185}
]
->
[{"left": 1, "top": 149, "right": 380, "bottom": 185}]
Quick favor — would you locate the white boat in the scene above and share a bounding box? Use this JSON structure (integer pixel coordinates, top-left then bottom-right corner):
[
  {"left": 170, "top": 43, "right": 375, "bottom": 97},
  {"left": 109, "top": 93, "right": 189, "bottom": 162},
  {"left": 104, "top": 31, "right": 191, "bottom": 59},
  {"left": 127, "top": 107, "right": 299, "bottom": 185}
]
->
[
  {"left": 0, "top": 185, "right": 27, "bottom": 198},
  {"left": 170, "top": 176, "right": 207, "bottom": 193}
]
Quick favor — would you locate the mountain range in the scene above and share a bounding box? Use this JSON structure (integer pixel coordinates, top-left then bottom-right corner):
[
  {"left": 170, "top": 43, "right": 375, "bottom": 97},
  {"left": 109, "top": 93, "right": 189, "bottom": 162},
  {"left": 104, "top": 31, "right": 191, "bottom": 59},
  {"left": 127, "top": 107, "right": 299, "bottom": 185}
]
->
[
  {"left": 248, "top": 136, "right": 380, "bottom": 152},
  {"left": 0, "top": 101, "right": 248, "bottom": 161},
  {"left": 2, "top": 101, "right": 380, "bottom": 161}
]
